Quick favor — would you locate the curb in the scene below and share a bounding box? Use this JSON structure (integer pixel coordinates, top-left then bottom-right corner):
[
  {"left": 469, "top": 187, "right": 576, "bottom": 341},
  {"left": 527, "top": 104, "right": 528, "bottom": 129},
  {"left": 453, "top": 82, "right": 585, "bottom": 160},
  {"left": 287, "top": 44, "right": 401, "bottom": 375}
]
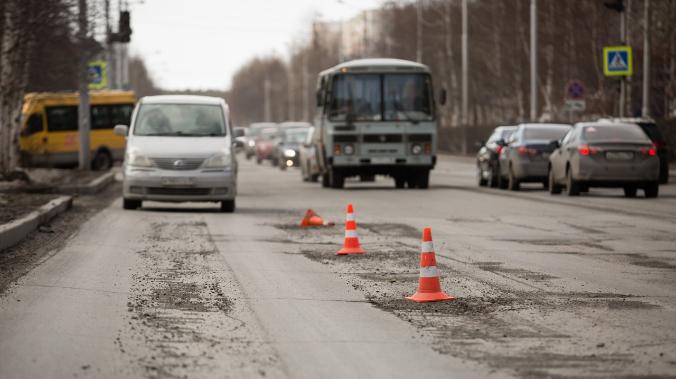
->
[
  {"left": 60, "top": 171, "right": 115, "bottom": 195},
  {"left": 0, "top": 196, "right": 73, "bottom": 252}
]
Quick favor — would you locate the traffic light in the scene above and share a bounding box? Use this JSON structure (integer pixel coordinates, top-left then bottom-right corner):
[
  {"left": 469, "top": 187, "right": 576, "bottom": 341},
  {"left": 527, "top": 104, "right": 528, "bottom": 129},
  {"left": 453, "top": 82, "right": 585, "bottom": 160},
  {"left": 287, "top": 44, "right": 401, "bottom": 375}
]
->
[
  {"left": 109, "top": 11, "right": 132, "bottom": 43},
  {"left": 604, "top": 0, "right": 625, "bottom": 12}
]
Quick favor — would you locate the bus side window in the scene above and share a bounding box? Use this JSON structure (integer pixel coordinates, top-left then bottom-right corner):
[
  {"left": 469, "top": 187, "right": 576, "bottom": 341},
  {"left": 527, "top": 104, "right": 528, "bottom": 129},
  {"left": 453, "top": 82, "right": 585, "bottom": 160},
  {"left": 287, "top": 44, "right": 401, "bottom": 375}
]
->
[
  {"left": 91, "top": 105, "right": 111, "bottom": 130},
  {"left": 22, "top": 113, "right": 44, "bottom": 136},
  {"left": 110, "top": 104, "right": 134, "bottom": 127},
  {"left": 46, "top": 106, "right": 78, "bottom": 132}
]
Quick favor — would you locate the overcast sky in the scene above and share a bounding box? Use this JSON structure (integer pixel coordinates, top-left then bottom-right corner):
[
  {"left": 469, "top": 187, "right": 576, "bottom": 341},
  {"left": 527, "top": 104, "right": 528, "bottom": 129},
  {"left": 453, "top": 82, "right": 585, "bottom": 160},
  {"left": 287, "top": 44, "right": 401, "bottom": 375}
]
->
[{"left": 129, "top": 0, "right": 383, "bottom": 91}]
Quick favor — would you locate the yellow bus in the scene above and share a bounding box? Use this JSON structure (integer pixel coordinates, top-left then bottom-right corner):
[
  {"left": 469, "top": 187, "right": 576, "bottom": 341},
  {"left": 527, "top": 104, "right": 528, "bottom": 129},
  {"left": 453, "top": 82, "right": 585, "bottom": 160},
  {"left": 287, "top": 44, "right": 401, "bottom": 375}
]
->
[{"left": 19, "top": 90, "right": 136, "bottom": 170}]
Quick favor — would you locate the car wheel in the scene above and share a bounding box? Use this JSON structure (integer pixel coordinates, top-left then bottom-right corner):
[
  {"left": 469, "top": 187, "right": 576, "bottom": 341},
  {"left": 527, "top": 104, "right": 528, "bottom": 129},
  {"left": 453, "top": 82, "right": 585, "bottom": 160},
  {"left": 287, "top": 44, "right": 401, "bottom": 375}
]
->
[
  {"left": 310, "top": 174, "right": 319, "bottom": 183},
  {"left": 329, "top": 168, "right": 344, "bottom": 189},
  {"left": 548, "top": 169, "right": 562, "bottom": 195},
  {"left": 644, "top": 182, "right": 659, "bottom": 198},
  {"left": 92, "top": 150, "right": 113, "bottom": 171},
  {"left": 497, "top": 172, "right": 508, "bottom": 190},
  {"left": 256, "top": 157, "right": 262, "bottom": 164},
  {"left": 477, "top": 166, "right": 487, "bottom": 187},
  {"left": 487, "top": 166, "right": 498, "bottom": 188},
  {"left": 123, "top": 198, "right": 141, "bottom": 210},
  {"left": 508, "top": 166, "right": 520, "bottom": 191},
  {"left": 623, "top": 186, "right": 637, "bottom": 198},
  {"left": 220, "top": 199, "right": 236, "bottom": 213},
  {"left": 394, "top": 175, "right": 406, "bottom": 189},
  {"left": 566, "top": 168, "right": 580, "bottom": 196}
]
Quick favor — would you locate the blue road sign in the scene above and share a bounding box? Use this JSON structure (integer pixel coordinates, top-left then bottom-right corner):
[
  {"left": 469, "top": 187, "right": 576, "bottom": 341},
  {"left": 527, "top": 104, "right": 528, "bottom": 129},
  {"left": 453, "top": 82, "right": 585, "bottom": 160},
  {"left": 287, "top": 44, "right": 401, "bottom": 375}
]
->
[
  {"left": 88, "top": 60, "right": 108, "bottom": 89},
  {"left": 566, "top": 80, "right": 585, "bottom": 100},
  {"left": 603, "top": 46, "right": 633, "bottom": 77}
]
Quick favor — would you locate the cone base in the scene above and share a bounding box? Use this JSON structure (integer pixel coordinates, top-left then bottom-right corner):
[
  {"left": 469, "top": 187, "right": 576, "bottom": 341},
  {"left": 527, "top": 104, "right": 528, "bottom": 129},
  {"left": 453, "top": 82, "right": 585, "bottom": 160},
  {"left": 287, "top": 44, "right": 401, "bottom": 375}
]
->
[
  {"left": 405, "top": 291, "right": 455, "bottom": 303},
  {"left": 336, "top": 246, "right": 365, "bottom": 255}
]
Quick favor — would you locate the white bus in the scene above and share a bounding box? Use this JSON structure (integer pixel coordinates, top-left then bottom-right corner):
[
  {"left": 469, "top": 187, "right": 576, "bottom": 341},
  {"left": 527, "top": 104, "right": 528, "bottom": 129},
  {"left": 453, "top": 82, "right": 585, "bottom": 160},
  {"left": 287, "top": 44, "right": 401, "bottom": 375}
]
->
[{"left": 312, "top": 58, "right": 445, "bottom": 189}]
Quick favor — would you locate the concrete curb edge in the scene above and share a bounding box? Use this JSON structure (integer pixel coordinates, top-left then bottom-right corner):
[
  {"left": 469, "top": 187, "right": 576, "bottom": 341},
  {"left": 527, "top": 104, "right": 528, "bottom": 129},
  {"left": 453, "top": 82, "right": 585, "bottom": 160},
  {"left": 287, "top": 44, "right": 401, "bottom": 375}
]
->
[{"left": 0, "top": 196, "right": 73, "bottom": 252}]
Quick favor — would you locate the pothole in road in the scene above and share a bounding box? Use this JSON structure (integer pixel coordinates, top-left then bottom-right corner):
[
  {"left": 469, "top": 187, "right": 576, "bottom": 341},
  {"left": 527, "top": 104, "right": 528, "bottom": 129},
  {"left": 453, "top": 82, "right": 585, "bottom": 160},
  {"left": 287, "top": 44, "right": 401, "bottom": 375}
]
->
[{"left": 473, "top": 261, "right": 559, "bottom": 282}]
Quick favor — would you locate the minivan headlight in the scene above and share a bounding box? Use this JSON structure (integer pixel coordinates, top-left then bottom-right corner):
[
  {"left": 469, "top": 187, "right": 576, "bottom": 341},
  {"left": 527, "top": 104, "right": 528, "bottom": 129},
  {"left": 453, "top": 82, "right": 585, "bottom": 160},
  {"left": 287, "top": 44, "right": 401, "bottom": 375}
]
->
[
  {"left": 127, "top": 152, "right": 153, "bottom": 167},
  {"left": 203, "top": 152, "right": 231, "bottom": 168}
]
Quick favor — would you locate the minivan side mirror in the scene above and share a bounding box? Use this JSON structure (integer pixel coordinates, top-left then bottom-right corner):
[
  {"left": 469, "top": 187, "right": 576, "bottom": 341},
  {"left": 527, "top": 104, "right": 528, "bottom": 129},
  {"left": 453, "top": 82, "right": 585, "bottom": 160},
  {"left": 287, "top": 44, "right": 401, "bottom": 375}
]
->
[
  {"left": 233, "top": 128, "right": 245, "bottom": 138},
  {"left": 439, "top": 88, "right": 447, "bottom": 106},
  {"left": 114, "top": 124, "right": 129, "bottom": 136},
  {"left": 548, "top": 139, "right": 560, "bottom": 149}
]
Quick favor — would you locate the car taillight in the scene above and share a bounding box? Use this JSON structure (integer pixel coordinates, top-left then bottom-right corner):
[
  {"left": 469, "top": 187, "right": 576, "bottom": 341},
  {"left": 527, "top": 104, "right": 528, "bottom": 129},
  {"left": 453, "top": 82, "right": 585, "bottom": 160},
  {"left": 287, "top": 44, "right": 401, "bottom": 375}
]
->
[
  {"left": 578, "top": 145, "right": 600, "bottom": 156},
  {"left": 640, "top": 145, "right": 657, "bottom": 156},
  {"left": 517, "top": 146, "right": 537, "bottom": 157}
]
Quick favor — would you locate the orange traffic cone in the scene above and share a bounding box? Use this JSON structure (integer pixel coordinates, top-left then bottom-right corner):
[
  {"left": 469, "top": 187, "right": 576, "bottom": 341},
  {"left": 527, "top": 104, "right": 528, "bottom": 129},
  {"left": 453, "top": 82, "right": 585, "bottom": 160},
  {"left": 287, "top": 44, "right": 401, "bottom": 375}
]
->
[
  {"left": 300, "top": 209, "right": 333, "bottom": 227},
  {"left": 336, "top": 203, "right": 365, "bottom": 255},
  {"left": 406, "top": 227, "right": 454, "bottom": 302}
]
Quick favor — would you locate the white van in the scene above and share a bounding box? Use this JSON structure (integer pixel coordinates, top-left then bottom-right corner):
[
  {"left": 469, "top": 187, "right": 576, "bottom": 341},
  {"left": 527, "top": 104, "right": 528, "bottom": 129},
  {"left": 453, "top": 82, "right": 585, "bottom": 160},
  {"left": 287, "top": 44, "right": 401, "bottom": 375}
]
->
[{"left": 115, "top": 95, "right": 238, "bottom": 212}]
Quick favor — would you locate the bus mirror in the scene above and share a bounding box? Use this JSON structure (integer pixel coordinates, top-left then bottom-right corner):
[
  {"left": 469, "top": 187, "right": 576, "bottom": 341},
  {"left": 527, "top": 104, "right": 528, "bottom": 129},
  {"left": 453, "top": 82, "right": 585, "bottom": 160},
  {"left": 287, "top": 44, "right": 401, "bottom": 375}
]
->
[
  {"left": 114, "top": 124, "right": 129, "bottom": 136},
  {"left": 439, "top": 88, "right": 447, "bottom": 106}
]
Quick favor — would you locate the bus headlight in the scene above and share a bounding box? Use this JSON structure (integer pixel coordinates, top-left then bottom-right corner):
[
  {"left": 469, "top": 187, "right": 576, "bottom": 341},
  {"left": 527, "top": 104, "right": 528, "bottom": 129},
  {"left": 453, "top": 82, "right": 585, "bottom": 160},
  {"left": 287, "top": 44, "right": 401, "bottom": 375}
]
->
[
  {"left": 411, "top": 144, "right": 423, "bottom": 155},
  {"left": 284, "top": 149, "right": 296, "bottom": 158},
  {"left": 343, "top": 144, "right": 355, "bottom": 155}
]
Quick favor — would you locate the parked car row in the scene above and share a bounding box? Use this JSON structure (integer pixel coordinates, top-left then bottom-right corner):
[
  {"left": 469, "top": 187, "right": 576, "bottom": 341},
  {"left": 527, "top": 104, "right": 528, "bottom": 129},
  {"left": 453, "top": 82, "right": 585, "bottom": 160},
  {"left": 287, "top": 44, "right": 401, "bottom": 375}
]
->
[{"left": 477, "top": 118, "right": 668, "bottom": 198}]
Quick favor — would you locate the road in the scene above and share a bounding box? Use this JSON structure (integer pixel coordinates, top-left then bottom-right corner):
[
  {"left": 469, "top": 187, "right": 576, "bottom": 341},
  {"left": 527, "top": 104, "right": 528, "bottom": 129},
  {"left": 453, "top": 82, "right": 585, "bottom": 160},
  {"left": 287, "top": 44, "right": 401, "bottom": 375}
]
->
[{"left": 1, "top": 155, "right": 675, "bottom": 379}]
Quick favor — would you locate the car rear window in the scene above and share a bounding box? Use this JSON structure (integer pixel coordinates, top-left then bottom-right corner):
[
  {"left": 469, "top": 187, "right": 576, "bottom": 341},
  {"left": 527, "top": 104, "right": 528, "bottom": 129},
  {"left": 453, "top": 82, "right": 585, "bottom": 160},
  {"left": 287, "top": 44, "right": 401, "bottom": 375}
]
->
[
  {"left": 636, "top": 122, "right": 665, "bottom": 143},
  {"left": 582, "top": 125, "right": 650, "bottom": 143},
  {"left": 524, "top": 127, "right": 569, "bottom": 141}
]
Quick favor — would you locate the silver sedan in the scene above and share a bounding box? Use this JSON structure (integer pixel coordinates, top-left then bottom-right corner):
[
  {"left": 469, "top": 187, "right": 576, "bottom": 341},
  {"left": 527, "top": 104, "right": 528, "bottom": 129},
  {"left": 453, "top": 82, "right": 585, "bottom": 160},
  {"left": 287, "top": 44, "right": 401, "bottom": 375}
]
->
[{"left": 548, "top": 122, "right": 660, "bottom": 198}]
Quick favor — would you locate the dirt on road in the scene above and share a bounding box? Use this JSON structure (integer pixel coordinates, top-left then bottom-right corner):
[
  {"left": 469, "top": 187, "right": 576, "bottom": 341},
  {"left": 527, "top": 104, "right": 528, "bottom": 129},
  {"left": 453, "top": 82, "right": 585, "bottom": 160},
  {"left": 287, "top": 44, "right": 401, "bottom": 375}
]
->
[{"left": 273, "top": 219, "right": 676, "bottom": 379}]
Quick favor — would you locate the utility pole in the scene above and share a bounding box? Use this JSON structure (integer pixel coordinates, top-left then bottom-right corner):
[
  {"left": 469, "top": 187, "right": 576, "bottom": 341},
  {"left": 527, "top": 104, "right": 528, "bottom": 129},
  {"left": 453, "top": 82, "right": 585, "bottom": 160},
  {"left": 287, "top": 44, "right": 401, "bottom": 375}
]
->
[
  {"left": 619, "top": 5, "right": 627, "bottom": 117},
  {"left": 416, "top": 0, "right": 423, "bottom": 63},
  {"left": 78, "top": 0, "right": 90, "bottom": 170},
  {"left": 302, "top": 53, "right": 309, "bottom": 122},
  {"left": 461, "top": 0, "right": 468, "bottom": 155},
  {"left": 530, "top": 0, "right": 538, "bottom": 121},
  {"left": 263, "top": 78, "right": 271, "bottom": 122},
  {"left": 642, "top": 0, "right": 651, "bottom": 117}
]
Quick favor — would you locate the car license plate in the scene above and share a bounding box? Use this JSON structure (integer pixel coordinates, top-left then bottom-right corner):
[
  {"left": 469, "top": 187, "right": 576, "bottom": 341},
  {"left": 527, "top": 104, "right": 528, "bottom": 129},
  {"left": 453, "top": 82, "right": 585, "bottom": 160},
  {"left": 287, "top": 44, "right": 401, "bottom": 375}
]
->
[
  {"left": 371, "top": 157, "right": 395, "bottom": 164},
  {"left": 606, "top": 151, "right": 634, "bottom": 161},
  {"left": 161, "top": 177, "right": 194, "bottom": 186}
]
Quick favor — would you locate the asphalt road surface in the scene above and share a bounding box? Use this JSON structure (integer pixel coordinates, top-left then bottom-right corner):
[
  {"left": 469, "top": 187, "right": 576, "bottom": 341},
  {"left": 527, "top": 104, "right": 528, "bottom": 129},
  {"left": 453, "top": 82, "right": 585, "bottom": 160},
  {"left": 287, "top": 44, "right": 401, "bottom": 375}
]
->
[{"left": 1, "top": 155, "right": 675, "bottom": 379}]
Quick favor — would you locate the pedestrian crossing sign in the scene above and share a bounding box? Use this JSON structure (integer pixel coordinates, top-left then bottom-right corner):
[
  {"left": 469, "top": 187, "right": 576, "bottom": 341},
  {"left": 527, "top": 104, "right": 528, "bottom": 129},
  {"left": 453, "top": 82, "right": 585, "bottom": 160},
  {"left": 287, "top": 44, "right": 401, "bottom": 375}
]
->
[
  {"left": 603, "top": 46, "right": 633, "bottom": 77},
  {"left": 88, "top": 60, "right": 108, "bottom": 90}
]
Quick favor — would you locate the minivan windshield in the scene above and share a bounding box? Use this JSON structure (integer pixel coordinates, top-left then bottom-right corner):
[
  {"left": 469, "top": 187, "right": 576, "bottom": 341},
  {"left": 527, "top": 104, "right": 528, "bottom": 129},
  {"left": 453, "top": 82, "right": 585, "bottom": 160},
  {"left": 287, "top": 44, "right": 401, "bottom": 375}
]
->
[
  {"left": 328, "top": 74, "right": 434, "bottom": 122},
  {"left": 134, "top": 104, "right": 226, "bottom": 136}
]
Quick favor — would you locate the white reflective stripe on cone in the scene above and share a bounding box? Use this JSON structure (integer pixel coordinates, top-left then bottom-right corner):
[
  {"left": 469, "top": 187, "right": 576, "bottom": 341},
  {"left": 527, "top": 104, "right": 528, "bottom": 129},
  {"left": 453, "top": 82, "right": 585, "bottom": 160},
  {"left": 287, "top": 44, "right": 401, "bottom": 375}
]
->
[
  {"left": 346, "top": 213, "right": 355, "bottom": 221},
  {"left": 345, "top": 230, "right": 359, "bottom": 238},
  {"left": 421, "top": 241, "right": 434, "bottom": 253},
  {"left": 419, "top": 266, "right": 440, "bottom": 278}
]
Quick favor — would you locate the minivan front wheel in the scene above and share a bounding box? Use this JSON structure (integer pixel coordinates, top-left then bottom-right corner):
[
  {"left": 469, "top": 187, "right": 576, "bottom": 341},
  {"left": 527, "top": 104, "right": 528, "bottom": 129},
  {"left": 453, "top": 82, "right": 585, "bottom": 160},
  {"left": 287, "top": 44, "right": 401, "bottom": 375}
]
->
[
  {"left": 123, "top": 198, "right": 141, "bottom": 210},
  {"left": 220, "top": 199, "right": 236, "bottom": 213}
]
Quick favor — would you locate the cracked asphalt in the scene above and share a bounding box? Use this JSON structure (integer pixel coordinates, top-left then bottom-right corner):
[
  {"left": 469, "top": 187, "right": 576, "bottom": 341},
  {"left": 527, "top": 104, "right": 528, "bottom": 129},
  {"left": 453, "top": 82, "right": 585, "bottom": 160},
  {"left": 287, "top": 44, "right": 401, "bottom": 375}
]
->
[{"left": 1, "top": 155, "right": 675, "bottom": 379}]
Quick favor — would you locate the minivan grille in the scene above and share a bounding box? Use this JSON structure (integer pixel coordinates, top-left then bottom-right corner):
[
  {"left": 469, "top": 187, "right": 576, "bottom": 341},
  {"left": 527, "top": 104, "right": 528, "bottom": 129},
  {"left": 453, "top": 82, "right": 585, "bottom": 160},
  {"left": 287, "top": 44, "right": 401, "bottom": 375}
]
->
[
  {"left": 147, "top": 187, "right": 211, "bottom": 196},
  {"left": 151, "top": 157, "right": 205, "bottom": 170}
]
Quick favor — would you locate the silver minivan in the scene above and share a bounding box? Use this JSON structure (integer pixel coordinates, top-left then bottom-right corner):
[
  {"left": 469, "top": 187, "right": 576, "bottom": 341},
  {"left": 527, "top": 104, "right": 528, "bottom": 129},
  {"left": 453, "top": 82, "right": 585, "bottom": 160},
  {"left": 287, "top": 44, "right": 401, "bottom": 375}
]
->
[{"left": 115, "top": 95, "right": 238, "bottom": 212}]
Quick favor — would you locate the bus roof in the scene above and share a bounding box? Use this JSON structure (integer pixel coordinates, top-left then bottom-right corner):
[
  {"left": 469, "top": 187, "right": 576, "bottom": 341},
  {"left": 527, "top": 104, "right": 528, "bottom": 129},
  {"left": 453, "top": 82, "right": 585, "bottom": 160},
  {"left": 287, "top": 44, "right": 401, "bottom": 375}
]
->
[
  {"left": 319, "top": 58, "right": 430, "bottom": 77},
  {"left": 24, "top": 90, "right": 135, "bottom": 102}
]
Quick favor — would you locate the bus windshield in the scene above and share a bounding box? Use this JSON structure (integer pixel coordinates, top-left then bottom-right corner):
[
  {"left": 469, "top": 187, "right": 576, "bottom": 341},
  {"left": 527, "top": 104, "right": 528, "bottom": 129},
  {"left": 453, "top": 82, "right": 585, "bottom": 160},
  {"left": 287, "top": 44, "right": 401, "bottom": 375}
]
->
[{"left": 328, "top": 74, "right": 433, "bottom": 122}]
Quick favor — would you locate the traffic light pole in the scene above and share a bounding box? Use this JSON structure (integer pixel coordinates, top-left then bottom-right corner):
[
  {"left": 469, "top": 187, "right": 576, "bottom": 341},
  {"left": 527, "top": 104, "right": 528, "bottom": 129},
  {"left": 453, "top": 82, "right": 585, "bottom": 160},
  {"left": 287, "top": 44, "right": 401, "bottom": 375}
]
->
[{"left": 78, "top": 0, "right": 90, "bottom": 170}]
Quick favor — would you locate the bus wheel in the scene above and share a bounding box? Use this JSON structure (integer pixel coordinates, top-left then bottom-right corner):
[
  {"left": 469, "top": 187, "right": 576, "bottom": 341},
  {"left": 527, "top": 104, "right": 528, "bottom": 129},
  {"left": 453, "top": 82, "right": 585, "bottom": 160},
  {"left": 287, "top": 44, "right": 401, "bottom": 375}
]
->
[
  {"left": 329, "top": 169, "right": 344, "bottom": 189},
  {"left": 394, "top": 175, "right": 406, "bottom": 189},
  {"left": 92, "top": 150, "right": 113, "bottom": 170},
  {"left": 415, "top": 169, "right": 430, "bottom": 189}
]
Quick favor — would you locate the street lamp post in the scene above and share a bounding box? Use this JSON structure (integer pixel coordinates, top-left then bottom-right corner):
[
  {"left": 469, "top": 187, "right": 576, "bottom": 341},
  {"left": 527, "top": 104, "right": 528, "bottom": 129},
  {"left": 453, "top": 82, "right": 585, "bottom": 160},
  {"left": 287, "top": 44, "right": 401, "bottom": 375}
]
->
[
  {"left": 530, "top": 0, "right": 538, "bottom": 121},
  {"left": 642, "top": 0, "right": 651, "bottom": 117}
]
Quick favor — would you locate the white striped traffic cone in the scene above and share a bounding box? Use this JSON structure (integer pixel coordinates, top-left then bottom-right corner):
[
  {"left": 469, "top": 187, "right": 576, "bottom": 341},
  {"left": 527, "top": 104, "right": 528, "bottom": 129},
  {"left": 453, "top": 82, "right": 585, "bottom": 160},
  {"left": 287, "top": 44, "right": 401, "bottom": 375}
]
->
[
  {"left": 406, "top": 227, "right": 454, "bottom": 302},
  {"left": 337, "top": 203, "right": 365, "bottom": 255}
]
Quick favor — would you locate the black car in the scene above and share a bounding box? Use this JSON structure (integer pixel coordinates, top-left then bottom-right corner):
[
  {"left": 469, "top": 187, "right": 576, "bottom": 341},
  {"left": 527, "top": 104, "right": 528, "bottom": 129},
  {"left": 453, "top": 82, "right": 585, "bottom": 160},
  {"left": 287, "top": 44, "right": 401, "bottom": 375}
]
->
[
  {"left": 477, "top": 126, "right": 517, "bottom": 187},
  {"left": 275, "top": 127, "right": 310, "bottom": 170},
  {"left": 600, "top": 118, "right": 669, "bottom": 184}
]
